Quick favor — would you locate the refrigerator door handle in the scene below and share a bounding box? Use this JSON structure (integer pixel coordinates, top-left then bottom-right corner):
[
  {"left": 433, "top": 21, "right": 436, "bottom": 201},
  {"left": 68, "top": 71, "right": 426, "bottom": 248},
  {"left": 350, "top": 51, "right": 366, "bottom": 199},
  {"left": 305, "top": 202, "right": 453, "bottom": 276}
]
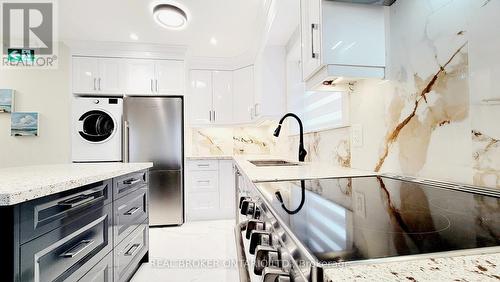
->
[{"left": 123, "top": 120, "right": 129, "bottom": 162}]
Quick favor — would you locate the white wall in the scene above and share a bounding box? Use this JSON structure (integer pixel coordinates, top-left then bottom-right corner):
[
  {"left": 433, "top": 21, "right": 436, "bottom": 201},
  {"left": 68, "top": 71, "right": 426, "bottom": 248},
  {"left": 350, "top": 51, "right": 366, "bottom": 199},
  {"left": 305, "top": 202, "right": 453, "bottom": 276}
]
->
[{"left": 0, "top": 43, "right": 71, "bottom": 168}]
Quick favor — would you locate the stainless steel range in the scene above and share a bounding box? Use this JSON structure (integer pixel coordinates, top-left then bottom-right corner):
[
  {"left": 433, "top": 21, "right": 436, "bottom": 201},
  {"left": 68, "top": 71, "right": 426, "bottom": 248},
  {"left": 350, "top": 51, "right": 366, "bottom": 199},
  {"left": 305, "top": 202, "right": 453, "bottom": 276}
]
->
[{"left": 234, "top": 169, "right": 500, "bottom": 282}]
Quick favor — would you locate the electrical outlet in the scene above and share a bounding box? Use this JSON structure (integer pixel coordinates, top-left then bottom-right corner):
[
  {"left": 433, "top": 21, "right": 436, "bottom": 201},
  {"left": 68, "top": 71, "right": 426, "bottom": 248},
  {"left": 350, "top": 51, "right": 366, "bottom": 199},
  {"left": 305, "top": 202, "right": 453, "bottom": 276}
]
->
[
  {"left": 354, "top": 191, "right": 366, "bottom": 218},
  {"left": 351, "top": 124, "right": 363, "bottom": 148}
]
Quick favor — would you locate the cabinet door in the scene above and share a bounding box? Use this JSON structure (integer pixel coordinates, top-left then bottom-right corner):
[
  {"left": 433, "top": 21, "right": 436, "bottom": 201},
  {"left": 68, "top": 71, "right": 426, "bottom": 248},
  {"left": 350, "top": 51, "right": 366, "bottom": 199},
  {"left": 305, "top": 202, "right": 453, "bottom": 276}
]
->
[
  {"left": 212, "top": 71, "right": 233, "bottom": 124},
  {"left": 155, "top": 60, "right": 185, "bottom": 95},
  {"left": 98, "top": 58, "right": 123, "bottom": 94},
  {"left": 189, "top": 70, "right": 213, "bottom": 124},
  {"left": 73, "top": 57, "right": 99, "bottom": 94},
  {"left": 232, "top": 66, "right": 254, "bottom": 123},
  {"left": 301, "top": 0, "right": 322, "bottom": 80},
  {"left": 218, "top": 160, "right": 235, "bottom": 219},
  {"left": 124, "top": 59, "right": 155, "bottom": 95}
]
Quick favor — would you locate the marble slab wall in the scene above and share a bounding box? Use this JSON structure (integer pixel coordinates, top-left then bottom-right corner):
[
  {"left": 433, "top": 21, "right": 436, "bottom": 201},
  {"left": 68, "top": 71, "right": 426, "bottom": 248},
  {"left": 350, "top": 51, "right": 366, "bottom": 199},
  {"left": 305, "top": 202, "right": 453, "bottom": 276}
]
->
[{"left": 283, "top": 0, "right": 500, "bottom": 189}]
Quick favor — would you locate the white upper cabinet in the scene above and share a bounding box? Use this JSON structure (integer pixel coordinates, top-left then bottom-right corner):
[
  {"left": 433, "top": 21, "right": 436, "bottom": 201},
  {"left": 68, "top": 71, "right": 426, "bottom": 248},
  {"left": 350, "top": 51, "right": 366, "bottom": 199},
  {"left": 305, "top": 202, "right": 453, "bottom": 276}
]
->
[
  {"left": 189, "top": 70, "right": 213, "bottom": 124},
  {"left": 73, "top": 57, "right": 123, "bottom": 95},
  {"left": 98, "top": 58, "right": 123, "bottom": 94},
  {"left": 212, "top": 71, "right": 233, "bottom": 124},
  {"left": 253, "top": 46, "right": 286, "bottom": 120},
  {"left": 300, "top": 0, "right": 386, "bottom": 90},
  {"left": 156, "top": 60, "right": 185, "bottom": 95},
  {"left": 124, "top": 59, "right": 156, "bottom": 95},
  {"left": 232, "top": 66, "right": 255, "bottom": 123},
  {"left": 189, "top": 70, "right": 234, "bottom": 125}
]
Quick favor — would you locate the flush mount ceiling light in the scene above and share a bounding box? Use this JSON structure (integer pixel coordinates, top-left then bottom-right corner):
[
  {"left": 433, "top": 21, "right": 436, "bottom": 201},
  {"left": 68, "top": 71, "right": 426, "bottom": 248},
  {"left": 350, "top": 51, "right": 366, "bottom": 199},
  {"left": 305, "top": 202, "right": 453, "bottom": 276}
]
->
[{"left": 152, "top": 3, "right": 189, "bottom": 30}]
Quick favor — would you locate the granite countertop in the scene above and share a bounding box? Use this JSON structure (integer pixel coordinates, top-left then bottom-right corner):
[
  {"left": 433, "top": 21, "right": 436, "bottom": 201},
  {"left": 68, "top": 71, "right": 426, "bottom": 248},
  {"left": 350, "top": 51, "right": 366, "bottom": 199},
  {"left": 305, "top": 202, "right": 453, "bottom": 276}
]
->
[
  {"left": 232, "top": 155, "right": 377, "bottom": 182},
  {"left": 324, "top": 253, "right": 500, "bottom": 281},
  {"left": 0, "top": 162, "right": 153, "bottom": 206}
]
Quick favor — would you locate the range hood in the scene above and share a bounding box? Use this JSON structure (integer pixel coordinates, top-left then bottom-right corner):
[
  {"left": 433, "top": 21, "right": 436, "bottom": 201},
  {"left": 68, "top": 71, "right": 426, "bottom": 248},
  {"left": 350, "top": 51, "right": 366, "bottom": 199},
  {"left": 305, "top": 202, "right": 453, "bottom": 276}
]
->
[{"left": 329, "top": 0, "right": 396, "bottom": 6}]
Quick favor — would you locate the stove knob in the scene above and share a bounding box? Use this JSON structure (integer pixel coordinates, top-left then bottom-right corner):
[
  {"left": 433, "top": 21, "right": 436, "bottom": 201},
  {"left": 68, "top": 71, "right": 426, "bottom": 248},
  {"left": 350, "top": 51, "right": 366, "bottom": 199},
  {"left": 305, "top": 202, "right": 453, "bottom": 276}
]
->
[
  {"left": 239, "top": 196, "right": 250, "bottom": 209},
  {"left": 253, "top": 206, "right": 261, "bottom": 219},
  {"left": 254, "top": 245, "right": 281, "bottom": 275},
  {"left": 261, "top": 267, "right": 290, "bottom": 282},
  {"left": 249, "top": 230, "right": 271, "bottom": 254},
  {"left": 240, "top": 200, "right": 255, "bottom": 216},
  {"left": 246, "top": 219, "right": 266, "bottom": 239}
]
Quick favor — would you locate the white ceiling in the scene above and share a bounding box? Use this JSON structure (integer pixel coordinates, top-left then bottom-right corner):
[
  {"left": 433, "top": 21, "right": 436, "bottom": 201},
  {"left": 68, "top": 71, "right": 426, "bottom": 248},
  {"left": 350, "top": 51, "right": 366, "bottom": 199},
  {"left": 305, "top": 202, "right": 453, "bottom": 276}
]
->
[{"left": 59, "top": 0, "right": 268, "bottom": 58}]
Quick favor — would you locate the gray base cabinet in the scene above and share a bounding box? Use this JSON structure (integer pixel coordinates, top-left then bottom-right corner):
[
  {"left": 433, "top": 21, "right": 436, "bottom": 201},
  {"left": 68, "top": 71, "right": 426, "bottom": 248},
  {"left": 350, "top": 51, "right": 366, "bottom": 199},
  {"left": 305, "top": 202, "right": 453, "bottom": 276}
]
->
[{"left": 0, "top": 169, "right": 150, "bottom": 282}]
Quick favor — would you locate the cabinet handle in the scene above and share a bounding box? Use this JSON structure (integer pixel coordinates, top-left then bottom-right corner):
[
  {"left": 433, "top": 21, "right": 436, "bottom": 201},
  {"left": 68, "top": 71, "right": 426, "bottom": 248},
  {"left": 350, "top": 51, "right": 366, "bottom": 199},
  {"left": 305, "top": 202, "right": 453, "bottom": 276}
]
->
[
  {"left": 124, "top": 207, "right": 140, "bottom": 216},
  {"left": 98, "top": 78, "right": 101, "bottom": 91},
  {"left": 197, "top": 164, "right": 210, "bottom": 168},
  {"left": 311, "top": 23, "right": 319, "bottom": 59},
  {"left": 60, "top": 239, "right": 94, "bottom": 258},
  {"left": 254, "top": 103, "right": 260, "bottom": 117},
  {"left": 123, "top": 178, "right": 141, "bottom": 185},
  {"left": 125, "top": 243, "right": 141, "bottom": 256},
  {"left": 93, "top": 78, "right": 97, "bottom": 90},
  {"left": 59, "top": 194, "right": 96, "bottom": 208},
  {"left": 150, "top": 79, "right": 154, "bottom": 92},
  {"left": 209, "top": 110, "right": 212, "bottom": 122},
  {"left": 156, "top": 79, "right": 159, "bottom": 93},
  {"left": 213, "top": 110, "right": 216, "bottom": 122},
  {"left": 197, "top": 180, "right": 210, "bottom": 184}
]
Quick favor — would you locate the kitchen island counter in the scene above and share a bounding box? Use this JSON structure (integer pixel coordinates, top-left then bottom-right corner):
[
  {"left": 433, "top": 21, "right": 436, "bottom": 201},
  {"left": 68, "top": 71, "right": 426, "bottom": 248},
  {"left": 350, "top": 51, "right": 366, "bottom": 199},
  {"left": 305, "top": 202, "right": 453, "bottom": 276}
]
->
[{"left": 0, "top": 162, "right": 153, "bottom": 205}]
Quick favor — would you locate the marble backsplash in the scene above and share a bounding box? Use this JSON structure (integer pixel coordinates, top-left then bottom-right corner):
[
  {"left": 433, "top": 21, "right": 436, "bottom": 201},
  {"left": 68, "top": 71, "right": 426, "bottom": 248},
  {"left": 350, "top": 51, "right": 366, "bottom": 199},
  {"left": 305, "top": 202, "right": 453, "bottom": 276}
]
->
[{"left": 188, "top": 0, "right": 500, "bottom": 190}]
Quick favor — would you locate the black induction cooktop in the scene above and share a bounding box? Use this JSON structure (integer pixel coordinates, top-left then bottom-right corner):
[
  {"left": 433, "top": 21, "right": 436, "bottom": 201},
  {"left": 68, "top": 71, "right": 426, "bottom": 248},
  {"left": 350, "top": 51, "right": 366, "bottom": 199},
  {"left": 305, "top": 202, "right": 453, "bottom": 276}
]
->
[{"left": 255, "top": 176, "right": 500, "bottom": 263}]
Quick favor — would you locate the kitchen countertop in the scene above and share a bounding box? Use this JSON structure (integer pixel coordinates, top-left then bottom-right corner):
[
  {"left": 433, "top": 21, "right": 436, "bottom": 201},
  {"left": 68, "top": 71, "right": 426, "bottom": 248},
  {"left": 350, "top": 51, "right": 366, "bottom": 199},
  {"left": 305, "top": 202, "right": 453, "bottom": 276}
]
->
[
  {"left": 186, "top": 155, "right": 234, "bottom": 160},
  {"left": 324, "top": 253, "right": 500, "bottom": 281},
  {"left": 233, "top": 155, "right": 377, "bottom": 182},
  {"left": 0, "top": 162, "right": 153, "bottom": 206}
]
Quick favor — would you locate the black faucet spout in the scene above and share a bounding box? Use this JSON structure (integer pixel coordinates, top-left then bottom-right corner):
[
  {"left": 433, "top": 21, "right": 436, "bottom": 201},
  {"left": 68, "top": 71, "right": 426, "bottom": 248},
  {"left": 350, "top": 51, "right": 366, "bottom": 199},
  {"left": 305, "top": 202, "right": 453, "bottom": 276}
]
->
[{"left": 274, "top": 113, "right": 307, "bottom": 162}]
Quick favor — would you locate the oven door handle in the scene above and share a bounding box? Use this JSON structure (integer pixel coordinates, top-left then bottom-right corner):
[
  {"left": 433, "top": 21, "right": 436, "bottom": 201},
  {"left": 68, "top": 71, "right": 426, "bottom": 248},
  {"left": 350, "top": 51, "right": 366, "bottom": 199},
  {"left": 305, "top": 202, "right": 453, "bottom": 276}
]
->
[{"left": 234, "top": 221, "right": 251, "bottom": 282}]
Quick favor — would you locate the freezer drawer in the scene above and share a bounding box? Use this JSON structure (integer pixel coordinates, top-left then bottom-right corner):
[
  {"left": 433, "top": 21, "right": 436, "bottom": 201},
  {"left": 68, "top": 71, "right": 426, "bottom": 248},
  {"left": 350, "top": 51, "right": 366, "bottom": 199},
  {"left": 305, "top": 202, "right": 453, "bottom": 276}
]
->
[
  {"left": 20, "top": 180, "right": 112, "bottom": 244},
  {"left": 113, "top": 170, "right": 148, "bottom": 200},
  {"left": 114, "top": 221, "right": 149, "bottom": 282},
  {"left": 20, "top": 204, "right": 113, "bottom": 282},
  {"left": 114, "top": 186, "right": 148, "bottom": 246},
  {"left": 149, "top": 170, "right": 183, "bottom": 226}
]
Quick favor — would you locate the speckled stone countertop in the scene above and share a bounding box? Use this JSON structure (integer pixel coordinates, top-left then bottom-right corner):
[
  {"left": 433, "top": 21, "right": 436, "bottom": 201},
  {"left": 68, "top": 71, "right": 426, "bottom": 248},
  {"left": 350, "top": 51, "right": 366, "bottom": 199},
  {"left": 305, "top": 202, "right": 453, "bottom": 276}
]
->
[
  {"left": 324, "top": 253, "right": 500, "bottom": 281},
  {"left": 0, "top": 162, "right": 153, "bottom": 206},
  {"left": 233, "top": 155, "right": 377, "bottom": 182}
]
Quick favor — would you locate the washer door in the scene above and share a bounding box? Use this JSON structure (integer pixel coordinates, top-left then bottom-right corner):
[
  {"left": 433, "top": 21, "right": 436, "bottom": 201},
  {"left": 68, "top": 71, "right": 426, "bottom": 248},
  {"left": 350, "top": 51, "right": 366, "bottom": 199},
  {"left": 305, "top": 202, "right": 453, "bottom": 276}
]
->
[{"left": 78, "top": 110, "right": 116, "bottom": 143}]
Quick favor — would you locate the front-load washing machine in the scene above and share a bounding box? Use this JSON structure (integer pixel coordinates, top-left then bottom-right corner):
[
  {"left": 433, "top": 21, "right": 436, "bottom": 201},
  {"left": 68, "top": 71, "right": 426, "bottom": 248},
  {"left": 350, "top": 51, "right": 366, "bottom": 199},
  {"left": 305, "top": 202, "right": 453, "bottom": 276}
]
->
[{"left": 72, "top": 97, "right": 122, "bottom": 162}]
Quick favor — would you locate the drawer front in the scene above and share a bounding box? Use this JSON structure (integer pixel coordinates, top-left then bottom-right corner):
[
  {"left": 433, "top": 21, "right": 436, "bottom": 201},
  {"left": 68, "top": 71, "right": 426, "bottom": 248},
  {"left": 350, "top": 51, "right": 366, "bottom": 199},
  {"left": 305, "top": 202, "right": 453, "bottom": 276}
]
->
[
  {"left": 113, "top": 170, "right": 148, "bottom": 200},
  {"left": 187, "top": 160, "right": 218, "bottom": 171},
  {"left": 114, "top": 187, "right": 148, "bottom": 246},
  {"left": 77, "top": 252, "right": 113, "bottom": 282},
  {"left": 186, "top": 191, "right": 220, "bottom": 221},
  {"left": 20, "top": 204, "right": 113, "bottom": 282},
  {"left": 20, "top": 179, "right": 112, "bottom": 244},
  {"left": 187, "top": 171, "right": 219, "bottom": 193},
  {"left": 114, "top": 222, "right": 149, "bottom": 282}
]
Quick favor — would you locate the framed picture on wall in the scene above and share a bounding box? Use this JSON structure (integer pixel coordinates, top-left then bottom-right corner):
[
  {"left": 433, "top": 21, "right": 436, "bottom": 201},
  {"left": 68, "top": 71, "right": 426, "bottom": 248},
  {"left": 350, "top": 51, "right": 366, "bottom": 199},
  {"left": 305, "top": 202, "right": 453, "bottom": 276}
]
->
[
  {"left": 11, "top": 112, "right": 39, "bottom": 136},
  {"left": 0, "top": 89, "right": 14, "bottom": 113}
]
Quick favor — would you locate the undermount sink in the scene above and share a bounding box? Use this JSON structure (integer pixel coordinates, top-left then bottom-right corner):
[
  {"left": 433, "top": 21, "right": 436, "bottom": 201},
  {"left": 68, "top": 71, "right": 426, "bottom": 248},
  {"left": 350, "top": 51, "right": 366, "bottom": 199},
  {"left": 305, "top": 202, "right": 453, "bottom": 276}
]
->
[{"left": 249, "top": 160, "right": 301, "bottom": 167}]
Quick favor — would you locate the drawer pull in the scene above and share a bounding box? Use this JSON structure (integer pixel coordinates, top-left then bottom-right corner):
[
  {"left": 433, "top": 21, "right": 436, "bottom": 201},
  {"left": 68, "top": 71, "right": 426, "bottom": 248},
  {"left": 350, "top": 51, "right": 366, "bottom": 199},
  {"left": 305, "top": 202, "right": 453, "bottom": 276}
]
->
[
  {"left": 124, "top": 207, "right": 140, "bottom": 216},
  {"left": 197, "top": 180, "right": 210, "bottom": 184},
  {"left": 59, "top": 194, "right": 96, "bottom": 208},
  {"left": 123, "top": 178, "right": 141, "bottom": 185},
  {"left": 60, "top": 239, "right": 94, "bottom": 258},
  {"left": 125, "top": 243, "right": 141, "bottom": 256},
  {"left": 197, "top": 164, "right": 210, "bottom": 167}
]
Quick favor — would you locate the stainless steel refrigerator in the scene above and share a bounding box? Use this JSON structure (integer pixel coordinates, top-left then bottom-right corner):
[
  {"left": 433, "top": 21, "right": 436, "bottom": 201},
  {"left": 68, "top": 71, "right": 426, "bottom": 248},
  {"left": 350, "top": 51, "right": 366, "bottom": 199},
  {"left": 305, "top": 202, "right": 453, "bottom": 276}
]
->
[{"left": 123, "top": 96, "right": 184, "bottom": 226}]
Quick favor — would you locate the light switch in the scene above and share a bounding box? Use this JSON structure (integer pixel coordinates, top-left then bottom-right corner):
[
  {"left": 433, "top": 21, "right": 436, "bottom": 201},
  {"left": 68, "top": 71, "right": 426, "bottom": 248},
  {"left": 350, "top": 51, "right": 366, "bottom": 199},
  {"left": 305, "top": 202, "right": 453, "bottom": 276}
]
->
[{"left": 351, "top": 124, "right": 363, "bottom": 148}]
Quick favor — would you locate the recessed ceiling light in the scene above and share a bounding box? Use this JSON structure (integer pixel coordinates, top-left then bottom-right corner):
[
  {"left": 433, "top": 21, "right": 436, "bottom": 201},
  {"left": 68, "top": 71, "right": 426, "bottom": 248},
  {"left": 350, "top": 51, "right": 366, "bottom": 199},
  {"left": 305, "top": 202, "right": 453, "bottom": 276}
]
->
[
  {"left": 153, "top": 3, "right": 189, "bottom": 30},
  {"left": 130, "top": 33, "right": 139, "bottom": 40},
  {"left": 210, "top": 37, "right": 217, "bottom": 45}
]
